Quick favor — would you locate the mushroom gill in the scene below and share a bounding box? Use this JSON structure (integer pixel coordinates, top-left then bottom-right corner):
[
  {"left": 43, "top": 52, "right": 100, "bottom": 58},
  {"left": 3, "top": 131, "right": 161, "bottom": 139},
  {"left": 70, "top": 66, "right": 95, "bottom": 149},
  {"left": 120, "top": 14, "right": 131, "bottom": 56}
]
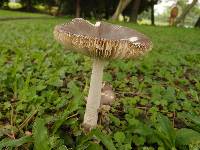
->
[{"left": 54, "top": 18, "right": 152, "bottom": 59}]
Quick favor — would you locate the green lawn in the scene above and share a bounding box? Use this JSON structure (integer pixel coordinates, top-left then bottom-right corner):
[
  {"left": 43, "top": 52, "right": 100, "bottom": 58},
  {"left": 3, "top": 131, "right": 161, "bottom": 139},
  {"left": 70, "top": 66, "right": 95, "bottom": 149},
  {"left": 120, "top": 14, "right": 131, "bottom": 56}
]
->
[
  {"left": 0, "top": 9, "right": 50, "bottom": 19},
  {"left": 0, "top": 10, "right": 200, "bottom": 150}
]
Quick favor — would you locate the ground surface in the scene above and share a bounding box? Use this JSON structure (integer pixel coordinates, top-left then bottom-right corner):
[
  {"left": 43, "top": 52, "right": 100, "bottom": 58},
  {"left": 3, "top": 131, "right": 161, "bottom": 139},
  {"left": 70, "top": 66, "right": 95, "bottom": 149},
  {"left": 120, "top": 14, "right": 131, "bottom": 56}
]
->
[{"left": 0, "top": 10, "right": 200, "bottom": 150}]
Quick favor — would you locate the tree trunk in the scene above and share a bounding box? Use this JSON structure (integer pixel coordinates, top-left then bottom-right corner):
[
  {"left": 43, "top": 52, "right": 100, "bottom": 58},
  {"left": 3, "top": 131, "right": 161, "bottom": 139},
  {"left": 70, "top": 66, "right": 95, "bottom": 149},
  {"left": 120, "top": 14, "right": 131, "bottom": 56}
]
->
[
  {"left": 111, "top": 0, "right": 132, "bottom": 20},
  {"left": 173, "top": 0, "right": 198, "bottom": 26},
  {"left": 150, "top": 1, "right": 155, "bottom": 25},
  {"left": 105, "top": 0, "right": 110, "bottom": 20},
  {"left": 26, "top": 0, "right": 32, "bottom": 12},
  {"left": 57, "top": 0, "right": 64, "bottom": 15},
  {"left": 195, "top": 17, "right": 200, "bottom": 28},
  {"left": 130, "top": 0, "right": 141, "bottom": 23},
  {"left": 76, "top": 0, "right": 81, "bottom": 18}
]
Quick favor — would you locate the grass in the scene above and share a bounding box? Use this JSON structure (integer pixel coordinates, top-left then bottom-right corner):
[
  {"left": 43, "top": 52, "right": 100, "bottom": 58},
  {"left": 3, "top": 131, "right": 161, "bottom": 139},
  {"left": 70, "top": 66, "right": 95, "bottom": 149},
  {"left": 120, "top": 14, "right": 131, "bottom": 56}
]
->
[
  {"left": 0, "top": 9, "right": 50, "bottom": 19},
  {"left": 0, "top": 10, "right": 200, "bottom": 149}
]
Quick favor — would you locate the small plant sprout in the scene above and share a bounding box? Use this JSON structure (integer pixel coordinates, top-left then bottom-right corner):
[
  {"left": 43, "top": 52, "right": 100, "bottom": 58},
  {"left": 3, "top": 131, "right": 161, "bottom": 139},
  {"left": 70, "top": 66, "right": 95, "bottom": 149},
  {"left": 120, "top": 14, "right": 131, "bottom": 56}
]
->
[{"left": 54, "top": 18, "right": 152, "bottom": 131}]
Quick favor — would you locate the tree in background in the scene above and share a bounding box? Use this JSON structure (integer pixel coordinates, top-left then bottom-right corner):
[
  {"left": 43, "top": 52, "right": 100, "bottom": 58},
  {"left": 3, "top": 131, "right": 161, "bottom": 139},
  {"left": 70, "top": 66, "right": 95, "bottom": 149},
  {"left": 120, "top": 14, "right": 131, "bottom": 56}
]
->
[
  {"left": 130, "top": 0, "right": 141, "bottom": 22},
  {"left": 21, "top": 0, "right": 34, "bottom": 11},
  {"left": 0, "top": 0, "right": 9, "bottom": 7},
  {"left": 173, "top": 0, "right": 198, "bottom": 26},
  {"left": 150, "top": 0, "right": 158, "bottom": 25},
  {"left": 112, "top": 0, "right": 159, "bottom": 23},
  {"left": 111, "top": 0, "right": 132, "bottom": 20},
  {"left": 128, "top": 0, "right": 159, "bottom": 23},
  {"left": 195, "top": 16, "right": 200, "bottom": 27},
  {"left": 0, "top": 0, "right": 159, "bottom": 24},
  {"left": 75, "top": 0, "right": 80, "bottom": 18}
]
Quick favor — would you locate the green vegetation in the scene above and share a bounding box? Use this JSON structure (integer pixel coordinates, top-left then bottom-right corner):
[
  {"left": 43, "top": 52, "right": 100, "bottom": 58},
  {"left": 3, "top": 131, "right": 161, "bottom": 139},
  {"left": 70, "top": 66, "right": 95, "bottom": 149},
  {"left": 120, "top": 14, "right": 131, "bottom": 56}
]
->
[
  {"left": 0, "top": 10, "right": 49, "bottom": 19},
  {"left": 7, "top": 2, "right": 22, "bottom": 10},
  {"left": 0, "top": 10, "right": 200, "bottom": 149}
]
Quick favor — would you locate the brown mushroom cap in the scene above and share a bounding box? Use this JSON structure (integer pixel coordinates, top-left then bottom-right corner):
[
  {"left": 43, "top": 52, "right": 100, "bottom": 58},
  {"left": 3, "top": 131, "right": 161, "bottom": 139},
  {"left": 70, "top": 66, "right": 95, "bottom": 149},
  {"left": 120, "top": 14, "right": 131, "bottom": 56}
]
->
[{"left": 54, "top": 18, "right": 152, "bottom": 59}]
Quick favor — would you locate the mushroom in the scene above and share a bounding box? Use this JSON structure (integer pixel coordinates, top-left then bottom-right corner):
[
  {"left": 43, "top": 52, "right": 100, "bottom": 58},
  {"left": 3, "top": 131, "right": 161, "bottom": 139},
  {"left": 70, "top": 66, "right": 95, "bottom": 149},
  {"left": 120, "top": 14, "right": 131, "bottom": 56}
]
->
[
  {"left": 100, "top": 83, "right": 116, "bottom": 105},
  {"left": 54, "top": 18, "right": 152, "bottom": 131}
]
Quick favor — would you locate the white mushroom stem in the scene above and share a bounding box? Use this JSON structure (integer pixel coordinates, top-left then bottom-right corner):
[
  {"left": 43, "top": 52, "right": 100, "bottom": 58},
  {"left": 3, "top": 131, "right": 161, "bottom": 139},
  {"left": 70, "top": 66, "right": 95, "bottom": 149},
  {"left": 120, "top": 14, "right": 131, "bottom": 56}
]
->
[{"left": 83, "top": 59, "right": 105, "bottom": 129}]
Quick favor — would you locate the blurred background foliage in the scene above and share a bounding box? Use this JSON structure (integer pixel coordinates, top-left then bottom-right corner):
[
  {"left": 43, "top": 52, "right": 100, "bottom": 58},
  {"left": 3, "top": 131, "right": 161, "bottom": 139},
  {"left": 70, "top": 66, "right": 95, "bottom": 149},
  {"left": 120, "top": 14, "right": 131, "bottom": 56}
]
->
[{"left": 0, "top": 0, "right": 200, "bottom": 27}]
